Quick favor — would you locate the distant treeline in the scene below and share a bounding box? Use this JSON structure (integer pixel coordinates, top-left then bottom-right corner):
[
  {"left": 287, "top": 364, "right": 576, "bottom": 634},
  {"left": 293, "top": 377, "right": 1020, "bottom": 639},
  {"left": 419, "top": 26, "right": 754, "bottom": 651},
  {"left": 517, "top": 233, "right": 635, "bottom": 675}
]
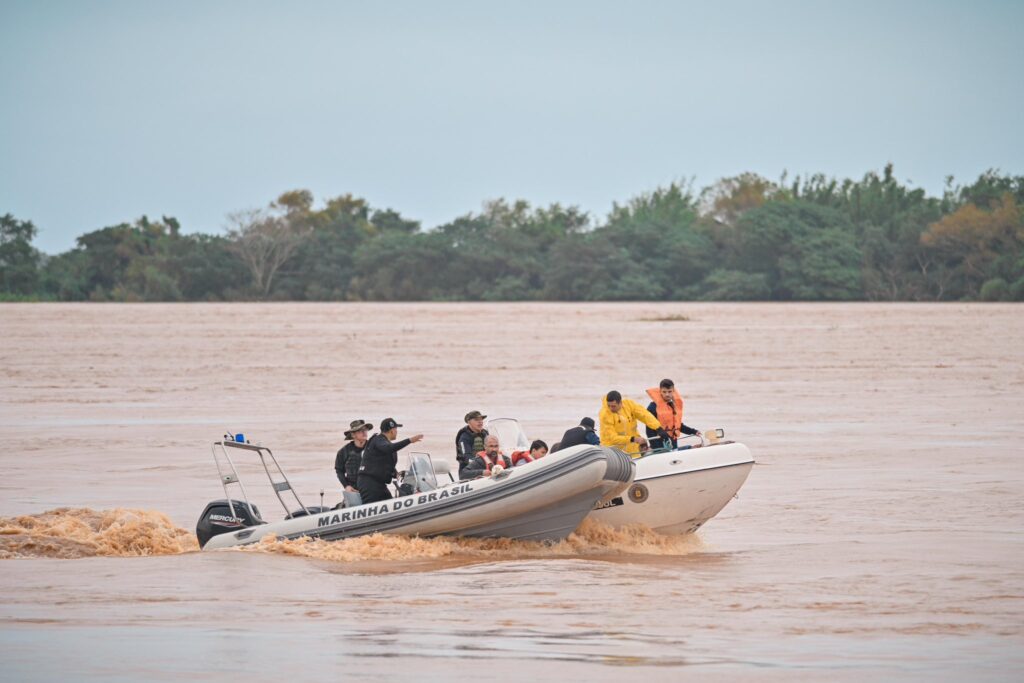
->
[{"left": 3, "top": 165, "right": 1023, "bottom": 302}]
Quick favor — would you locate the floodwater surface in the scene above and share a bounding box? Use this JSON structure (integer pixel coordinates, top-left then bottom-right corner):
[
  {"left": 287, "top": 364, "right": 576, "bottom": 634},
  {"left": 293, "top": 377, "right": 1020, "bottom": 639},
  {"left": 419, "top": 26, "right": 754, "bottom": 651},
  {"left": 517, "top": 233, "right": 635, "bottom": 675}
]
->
[{"left": 0, "top": 302, "right": 1022, "bottom": 681}]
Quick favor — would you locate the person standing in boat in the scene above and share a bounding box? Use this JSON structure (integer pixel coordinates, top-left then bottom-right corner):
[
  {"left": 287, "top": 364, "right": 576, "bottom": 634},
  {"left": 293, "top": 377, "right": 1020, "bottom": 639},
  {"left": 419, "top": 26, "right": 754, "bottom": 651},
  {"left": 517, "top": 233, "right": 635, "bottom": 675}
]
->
[
  {"left": 645, "top": 378, "right": 700, "bottom": 449},
  {"left": 550, "top": 417, "right": 601, "bottom": 453},
  {"left": 599, "top": 390, "right": 671, "bottom": 457},
  {"left": 455, "top": 410, "right": 489, "bottom": 477},
  {"left": 357, "top": 417, "right": 423, "bottom": 504},
  {"left": 510, "top": 439, "right": 548, "bottom": 466},
  {"left": 462, "top": 434, "right": 512, "bottom": 479},
  {"left": 335, "top": 419, "right": 372, "bottom": 492}
]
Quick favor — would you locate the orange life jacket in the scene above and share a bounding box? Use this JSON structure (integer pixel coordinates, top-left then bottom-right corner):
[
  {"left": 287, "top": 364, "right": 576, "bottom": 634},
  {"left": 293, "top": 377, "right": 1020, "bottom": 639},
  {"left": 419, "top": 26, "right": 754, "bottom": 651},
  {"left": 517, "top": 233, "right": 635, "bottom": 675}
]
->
[
  {"left": 510, "top": 450, "right": 534, "bottom": 466},
  {"left": 475, "top": 450, "right": 510, "bottom": 473},
  {"left": 646, "top": 386, "right": 684, "bottom": 439}
]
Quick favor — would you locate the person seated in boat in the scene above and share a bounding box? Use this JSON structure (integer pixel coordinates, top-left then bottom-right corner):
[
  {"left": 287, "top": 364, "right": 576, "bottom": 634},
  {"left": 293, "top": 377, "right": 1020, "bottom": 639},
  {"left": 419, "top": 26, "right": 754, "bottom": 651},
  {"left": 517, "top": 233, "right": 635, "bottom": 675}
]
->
[
  {"left": 461, "top": 435, "right": 512, "bottom": 479},
  {"left": 510, "top": 439, "right": 548, "bottom": 466},
  {"left": 357, "top": 417, "right": 424, "bottom": 504},
  {"left": 645, "top": 378, "right": 700, "bottom": 450},
  {"left": 599, "top": 390, "right": 672, "bottom": 458},
  {"left": 550, "top": 417, "right": 600, "bottom": 453},
  {"left": 335, "top": 419, "right": 372, "bottom": 493},
  {"left": 455, "top": 410, "right": 489, "bottom": 478}
]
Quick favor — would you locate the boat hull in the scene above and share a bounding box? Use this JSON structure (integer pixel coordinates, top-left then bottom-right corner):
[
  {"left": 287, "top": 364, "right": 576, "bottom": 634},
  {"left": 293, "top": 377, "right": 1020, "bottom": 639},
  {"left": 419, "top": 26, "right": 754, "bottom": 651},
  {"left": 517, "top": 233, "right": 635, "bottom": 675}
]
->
[
  {"left": 202, "top": 445, "right": 633, "bottom": 549},
  {"left": 590, "top": 442, "right": 753, "bottom": 535}
]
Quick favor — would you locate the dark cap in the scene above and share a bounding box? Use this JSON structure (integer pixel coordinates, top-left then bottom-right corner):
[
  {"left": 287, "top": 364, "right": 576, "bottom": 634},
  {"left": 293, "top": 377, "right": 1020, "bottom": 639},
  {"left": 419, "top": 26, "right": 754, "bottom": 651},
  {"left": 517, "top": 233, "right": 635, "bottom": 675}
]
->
[
  {"left": 380, "top": 417, "right": 403, "bottom": 432},
  {"left": 464, "top": 410, "right": 487, "bottom": 423},
  {"left": 344, "top": 419, "right": 373, "bottom": 439},
  {"left": 580, "top": 417, "right": 595, "bottom": 430}
]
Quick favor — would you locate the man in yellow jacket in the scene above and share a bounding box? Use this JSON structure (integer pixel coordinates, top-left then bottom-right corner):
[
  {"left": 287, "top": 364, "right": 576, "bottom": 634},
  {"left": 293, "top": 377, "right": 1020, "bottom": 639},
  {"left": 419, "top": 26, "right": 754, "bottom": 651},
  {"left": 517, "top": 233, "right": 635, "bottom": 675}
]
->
[{"left": 599, "top": 390, "right": 672, "bottom": 457}]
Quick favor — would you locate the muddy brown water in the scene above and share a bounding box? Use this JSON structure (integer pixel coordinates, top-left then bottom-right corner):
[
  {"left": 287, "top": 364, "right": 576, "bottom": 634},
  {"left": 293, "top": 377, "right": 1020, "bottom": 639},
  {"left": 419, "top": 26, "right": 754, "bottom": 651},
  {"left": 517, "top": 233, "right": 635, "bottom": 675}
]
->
[{"left": 0, "top": 302, "right": 1021, "bottom": 681}]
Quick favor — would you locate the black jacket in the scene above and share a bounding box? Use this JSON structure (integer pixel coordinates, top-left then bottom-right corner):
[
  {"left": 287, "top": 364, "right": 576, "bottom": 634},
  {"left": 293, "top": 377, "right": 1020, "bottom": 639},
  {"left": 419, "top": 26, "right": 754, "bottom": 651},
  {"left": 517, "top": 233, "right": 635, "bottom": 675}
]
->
[
  {"left": 455, "top": 426, "right": 488, "bottom": 472},
  {"left": 358, "top": 433, "right": 412, "bottom": 483},
  {"left": 461, "top": 452, "right": 513, "bottom": 480},
  {"left": 552, "top": 425, "right": 600, "bottom": 453},
  {"left": 645, "top": 401, "right": 699, "bottom": 437},
  {"left": 335, "top": 442, "right": 365, "bottom": 489}
]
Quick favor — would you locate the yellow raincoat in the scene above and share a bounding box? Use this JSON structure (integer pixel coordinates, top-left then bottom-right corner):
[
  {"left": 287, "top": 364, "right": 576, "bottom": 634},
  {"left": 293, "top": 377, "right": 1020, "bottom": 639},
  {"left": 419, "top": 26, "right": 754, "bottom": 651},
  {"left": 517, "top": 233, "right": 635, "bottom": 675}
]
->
[{"left": 598, "top": 395, "right": 663, "bottom": 457}]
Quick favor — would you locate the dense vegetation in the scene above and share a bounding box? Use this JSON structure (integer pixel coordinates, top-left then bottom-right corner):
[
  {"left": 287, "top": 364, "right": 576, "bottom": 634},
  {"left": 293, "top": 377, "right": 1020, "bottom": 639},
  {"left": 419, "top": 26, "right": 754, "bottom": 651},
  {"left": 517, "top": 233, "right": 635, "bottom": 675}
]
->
[{"left": 3, "top": 165, "right": 1023, "bottom": 302}]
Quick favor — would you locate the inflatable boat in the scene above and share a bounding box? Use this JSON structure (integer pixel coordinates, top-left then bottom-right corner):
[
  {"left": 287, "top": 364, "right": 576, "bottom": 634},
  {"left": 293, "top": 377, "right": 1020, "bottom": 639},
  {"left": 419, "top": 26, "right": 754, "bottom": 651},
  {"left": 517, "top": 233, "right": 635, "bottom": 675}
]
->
[
  {"left": 197, "top": 434, "right": 634, "bottom": 549},
  {"left": 487, "top": 419, "right": 754, "bottom": 535}
]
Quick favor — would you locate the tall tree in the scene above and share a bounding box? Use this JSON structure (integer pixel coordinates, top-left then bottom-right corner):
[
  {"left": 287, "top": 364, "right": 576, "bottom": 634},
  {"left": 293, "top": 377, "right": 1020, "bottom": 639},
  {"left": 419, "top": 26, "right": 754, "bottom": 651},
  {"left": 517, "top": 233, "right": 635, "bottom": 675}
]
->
[
  {"left": 227, "top": 205, "right": 311, "bottom": 299},
  {"left": 729, "top": 201, "right": 863, "bottom": 300},
  {"left": 0, "top": 214, "right": 41, "bottom": 295},
  {"left": 920, "top": 193, "right": 1023, "bottom": 299}
]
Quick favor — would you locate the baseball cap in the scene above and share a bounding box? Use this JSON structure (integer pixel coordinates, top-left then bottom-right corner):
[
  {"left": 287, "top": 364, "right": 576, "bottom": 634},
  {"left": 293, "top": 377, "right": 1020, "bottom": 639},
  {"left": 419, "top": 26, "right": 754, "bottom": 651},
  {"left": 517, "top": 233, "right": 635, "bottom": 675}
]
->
[
  {"left": 464, "top": 410, "right": 487, "bottom": 422},
  {"left": 580, "top": 417, "right": 595, "bottom": 430},
  {"left": 380, "top": 417, "right": 403, "bottom": 431}
]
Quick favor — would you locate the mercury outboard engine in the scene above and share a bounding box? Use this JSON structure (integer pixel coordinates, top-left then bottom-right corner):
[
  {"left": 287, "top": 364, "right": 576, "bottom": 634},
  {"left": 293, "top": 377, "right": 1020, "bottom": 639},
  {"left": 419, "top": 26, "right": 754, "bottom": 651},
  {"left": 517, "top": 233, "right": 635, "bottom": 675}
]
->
[{"left": 196, "top": 499, "right": 263, "bottom": 548}]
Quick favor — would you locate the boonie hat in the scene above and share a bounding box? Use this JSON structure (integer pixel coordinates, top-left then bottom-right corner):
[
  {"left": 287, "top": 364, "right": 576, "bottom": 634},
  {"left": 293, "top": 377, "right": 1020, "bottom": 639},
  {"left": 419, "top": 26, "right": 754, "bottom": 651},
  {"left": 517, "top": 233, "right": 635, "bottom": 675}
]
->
[
  {"left": 380, "top": 417, "right": 403, "bottom": 432},
  {"left": 464, "top": 410, "right": 487, "bottom": 423},
  {"left": 344, "top": 419, "right": 373, "bottom": 439}
]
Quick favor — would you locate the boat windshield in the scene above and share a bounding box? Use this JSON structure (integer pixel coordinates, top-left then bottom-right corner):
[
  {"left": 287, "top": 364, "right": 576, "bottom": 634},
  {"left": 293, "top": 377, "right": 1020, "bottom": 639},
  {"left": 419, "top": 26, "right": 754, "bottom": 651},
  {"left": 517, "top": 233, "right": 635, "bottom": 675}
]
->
[
  {"left": 485, "top": 418, "right": 531, "bottom": 454},
  {"left": 405, "top": 452, "right": 439, "bottom": 492}
]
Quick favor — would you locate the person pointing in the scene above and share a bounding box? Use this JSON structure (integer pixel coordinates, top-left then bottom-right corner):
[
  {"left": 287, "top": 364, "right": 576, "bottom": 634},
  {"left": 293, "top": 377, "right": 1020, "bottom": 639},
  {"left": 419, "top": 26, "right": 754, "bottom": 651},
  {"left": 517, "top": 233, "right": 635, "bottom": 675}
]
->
[{"left": 356, "top": 418, "right": 423, "bottom": 504}]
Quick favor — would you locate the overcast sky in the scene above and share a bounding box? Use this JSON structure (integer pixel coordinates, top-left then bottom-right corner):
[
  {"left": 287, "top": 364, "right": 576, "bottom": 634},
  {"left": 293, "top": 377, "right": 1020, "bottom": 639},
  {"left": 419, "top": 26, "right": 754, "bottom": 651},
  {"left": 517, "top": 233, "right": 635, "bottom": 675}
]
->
[{"left": 2, "top": 0, "right": 1021, "bottom": 253}]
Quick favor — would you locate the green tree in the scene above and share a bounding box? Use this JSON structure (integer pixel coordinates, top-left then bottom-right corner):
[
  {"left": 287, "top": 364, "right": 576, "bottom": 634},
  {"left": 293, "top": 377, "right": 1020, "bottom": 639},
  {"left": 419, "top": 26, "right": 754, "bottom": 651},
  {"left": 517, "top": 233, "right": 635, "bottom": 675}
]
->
[
  {"left": 348, "top": 231, "right": 453, "bottom": 300},
  {"left": 167, "top": 233, "right": 248, "bottom": 300},
  {"left": 732, "top": 201, "right": 863, "bottom": 300},
  {"left": 52, "top": 216, "right": 185, "bottom": 301},
  {"left": 693, "top": 269, "right": 771, "bottom": 300},
  {"left": 604, "top": 183, "right": 715, "bottom": 299},
  {"left": 953, "top": 170, "right": 1024, "bottom": 209},
  {"left": 40, "top": 250, "right": 90, "bottom": 300},
  {"left": 273, "top": 193, "right": 420, "bottom": 300},
  {"left": 0, "top": 214, "right": 41, "bottom": 295},
  {"left": 15, "top": 167, "right": 1024, "bottom": 303},
  {"left": 789, "top": 165, "right": 941, "bottom": 300}
]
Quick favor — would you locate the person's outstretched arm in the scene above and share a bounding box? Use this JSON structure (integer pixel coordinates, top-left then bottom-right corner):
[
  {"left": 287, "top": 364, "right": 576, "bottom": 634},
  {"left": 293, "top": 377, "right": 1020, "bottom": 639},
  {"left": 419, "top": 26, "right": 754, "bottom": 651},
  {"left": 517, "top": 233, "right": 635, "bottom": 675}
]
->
[
  {"left": 377, "top": 438, "right": 412, "bottom": 455},
  {"left": 634, "top": 402, "right": 664, "bottom": 433}
]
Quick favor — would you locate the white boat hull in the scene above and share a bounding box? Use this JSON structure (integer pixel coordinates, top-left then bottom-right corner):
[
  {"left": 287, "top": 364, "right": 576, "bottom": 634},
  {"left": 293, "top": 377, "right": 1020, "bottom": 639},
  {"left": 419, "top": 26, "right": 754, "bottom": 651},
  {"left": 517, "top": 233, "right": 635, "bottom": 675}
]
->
[{"left": 590, "top": 442, "right": 754, "bottom": 535}]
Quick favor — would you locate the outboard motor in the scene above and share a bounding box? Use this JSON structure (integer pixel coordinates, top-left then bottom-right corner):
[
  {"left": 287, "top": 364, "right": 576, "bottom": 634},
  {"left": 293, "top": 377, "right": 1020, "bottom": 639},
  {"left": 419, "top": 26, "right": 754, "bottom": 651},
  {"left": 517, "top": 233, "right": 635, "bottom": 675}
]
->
[{"left": 195, "top": 499, "right": 263, "bottom": 548}]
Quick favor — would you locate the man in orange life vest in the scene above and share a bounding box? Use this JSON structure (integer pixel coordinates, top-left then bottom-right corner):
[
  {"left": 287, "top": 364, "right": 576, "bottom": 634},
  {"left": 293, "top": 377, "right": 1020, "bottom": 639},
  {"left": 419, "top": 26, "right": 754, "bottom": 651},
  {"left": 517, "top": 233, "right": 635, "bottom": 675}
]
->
[
  {"left": 645, "top": 378, "right": 700, "bottom": 449},
  {"left": 461, "top": 434, "right": 513, "bottom": 479},
  {"left": 510, "top": 439, "right": 548, "bottom": 467}
]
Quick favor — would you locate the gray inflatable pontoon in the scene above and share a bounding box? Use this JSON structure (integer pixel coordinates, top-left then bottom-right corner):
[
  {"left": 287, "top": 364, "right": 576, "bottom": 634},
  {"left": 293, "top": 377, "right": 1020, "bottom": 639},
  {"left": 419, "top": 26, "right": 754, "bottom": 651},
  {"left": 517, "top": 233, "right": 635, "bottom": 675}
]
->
[{"left": 197, "top": 437, "right": 634, "bottom": 549}]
